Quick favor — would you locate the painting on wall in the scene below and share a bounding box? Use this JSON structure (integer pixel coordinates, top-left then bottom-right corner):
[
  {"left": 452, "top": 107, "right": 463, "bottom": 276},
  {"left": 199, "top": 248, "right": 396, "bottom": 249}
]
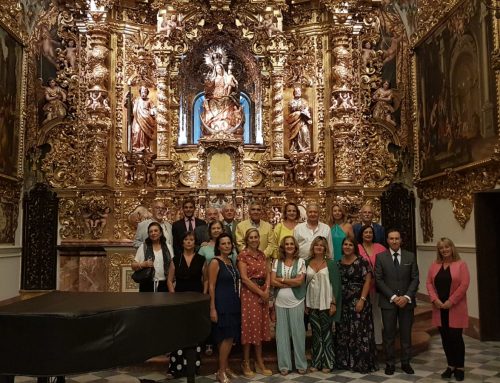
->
[
  {"left": 0, "top": 24, "right": 23, "bottom": 179},
  {"left": 416, "top": 0, "right": 497, "bottom": 178}
]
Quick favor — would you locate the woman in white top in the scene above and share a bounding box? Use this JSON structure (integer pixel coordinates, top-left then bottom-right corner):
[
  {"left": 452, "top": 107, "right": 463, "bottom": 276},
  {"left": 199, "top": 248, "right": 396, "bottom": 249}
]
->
[
  {"left": 271, "top": 236, "right": 307, "bottom": 375},
  {"left": 132, "top": 222, "right": 173, "bottom": 292},
  {"left": 305, "top": 236, "right": 342, "bottom": 373}
]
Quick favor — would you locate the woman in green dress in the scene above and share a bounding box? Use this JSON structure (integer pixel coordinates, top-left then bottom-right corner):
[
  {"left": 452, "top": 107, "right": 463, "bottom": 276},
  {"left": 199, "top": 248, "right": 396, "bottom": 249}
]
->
[{"left": 329, "top": 203, "right": 354, "bottom": 261}]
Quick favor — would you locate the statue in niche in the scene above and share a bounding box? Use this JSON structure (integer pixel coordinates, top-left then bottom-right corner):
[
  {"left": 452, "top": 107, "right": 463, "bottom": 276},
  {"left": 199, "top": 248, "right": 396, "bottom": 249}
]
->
[
  {"left": 286, "top": 86, "right": 312, "bottom": 153},
  {"left": 125, "top": 86, "right": 157, "bottom": 152},
  {"left": 42, "top": 78, "right": 67, "bottom": 123},
  {"left": 201, "top": 47, "right": 244, "bottom": 135},
  {"left": 372, "top": 80, "right": 400, "bottom": 126}
]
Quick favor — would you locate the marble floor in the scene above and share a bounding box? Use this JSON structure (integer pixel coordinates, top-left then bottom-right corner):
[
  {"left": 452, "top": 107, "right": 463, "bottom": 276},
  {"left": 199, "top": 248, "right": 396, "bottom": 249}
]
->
[{"left": 14, "top": 335, "right": 500, "bottom": 383}]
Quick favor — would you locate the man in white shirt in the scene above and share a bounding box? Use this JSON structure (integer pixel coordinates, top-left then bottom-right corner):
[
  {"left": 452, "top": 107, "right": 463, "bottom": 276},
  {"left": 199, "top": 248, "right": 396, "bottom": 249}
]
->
[
  {"left": 293, "top": 203, "right": 333, "bottom": 259},
  {"left": 133, "top": 200, "right": 173, "bottom": 248}
]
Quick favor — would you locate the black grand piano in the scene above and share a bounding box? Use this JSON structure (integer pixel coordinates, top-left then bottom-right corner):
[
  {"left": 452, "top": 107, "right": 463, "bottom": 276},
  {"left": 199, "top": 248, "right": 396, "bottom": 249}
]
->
[{"left": 0, "top": 291, "right": 210, "bottom": 383}]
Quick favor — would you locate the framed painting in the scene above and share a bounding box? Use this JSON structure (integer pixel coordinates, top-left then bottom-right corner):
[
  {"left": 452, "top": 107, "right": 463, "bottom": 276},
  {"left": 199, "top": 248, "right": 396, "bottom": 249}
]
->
[
  {"left": 0, "top": 22, "right": 24, "bottom": 180},
  {"left": 415, "top": 0, "right": 497, "bottom": 179}
]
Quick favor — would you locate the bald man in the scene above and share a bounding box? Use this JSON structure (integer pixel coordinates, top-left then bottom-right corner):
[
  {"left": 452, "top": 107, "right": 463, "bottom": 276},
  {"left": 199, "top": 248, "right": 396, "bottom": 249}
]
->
[
  {"left": 353, "top": 204, "right": 386, "bottom": 245},
  {"left": 133, "top": 200, "right": 173, "bottom": 248}
]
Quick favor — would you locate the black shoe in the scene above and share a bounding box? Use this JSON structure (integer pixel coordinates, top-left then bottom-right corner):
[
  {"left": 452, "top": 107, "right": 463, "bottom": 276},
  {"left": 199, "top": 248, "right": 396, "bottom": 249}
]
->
[
  {"left": 401, "top": 363, "right": 414, "bottom": 374},
  {"left": 385, "top": 364, "right": 395, "bottom": 375},
  {"left": 454, "top": 369, "right": 464, "bottom": 381},
  {"left": 441, "top": 367, "right": 454, "bottom": 378}
]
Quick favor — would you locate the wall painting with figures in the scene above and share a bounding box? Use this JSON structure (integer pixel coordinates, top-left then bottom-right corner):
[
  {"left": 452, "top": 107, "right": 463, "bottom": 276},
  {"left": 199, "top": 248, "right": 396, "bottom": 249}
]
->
[
  {"left": 0, "top": 22, "right": 23, "bottom": 244},
  {"left": 416, "top": 0, "right": 497, "bottom": 178},
  {"left": 0, "top": 24, "right": 23, "bottom": 179}
]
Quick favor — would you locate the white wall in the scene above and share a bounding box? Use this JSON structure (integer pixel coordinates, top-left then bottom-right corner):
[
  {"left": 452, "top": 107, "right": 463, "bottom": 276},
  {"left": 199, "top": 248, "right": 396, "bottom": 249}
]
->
[
  {"left": 0, "top": 205, "right": 23, "bottom": 301},
  {"left": 415, "top": 198, "right": 479, "bottom": 319}
]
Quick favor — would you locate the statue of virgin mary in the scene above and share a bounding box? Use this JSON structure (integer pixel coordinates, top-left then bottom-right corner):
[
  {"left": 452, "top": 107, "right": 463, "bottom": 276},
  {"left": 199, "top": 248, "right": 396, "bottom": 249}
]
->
[{"left": 200, "top": 47, "right": 244, "bottom": 135}]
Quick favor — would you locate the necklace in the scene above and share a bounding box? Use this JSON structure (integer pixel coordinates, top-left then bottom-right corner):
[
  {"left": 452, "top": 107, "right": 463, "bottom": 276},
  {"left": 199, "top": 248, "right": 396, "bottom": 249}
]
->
[{"left": 221, "top": 257, "right": 239, "bottom": 294}]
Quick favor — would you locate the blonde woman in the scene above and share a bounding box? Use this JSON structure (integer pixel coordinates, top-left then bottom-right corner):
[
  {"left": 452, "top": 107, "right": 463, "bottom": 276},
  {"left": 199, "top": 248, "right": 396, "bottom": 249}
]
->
[
  {"left": 330, "top": 203, "right": 354, "bottom": 261},
  {"left": 270, "top": 236, "right": 307, "bottom": 375},
  {"left": 426, "top": 238, "right": 470, "bottom": 381},
  {"left": 274, "top": 202, "right": 301, "bottom": 245},
  {"left": 305, "top": 236, "right": 342, "bottom": 373},
  {"left": 238, "top": 228, "right": 272, "bottom": 377}
]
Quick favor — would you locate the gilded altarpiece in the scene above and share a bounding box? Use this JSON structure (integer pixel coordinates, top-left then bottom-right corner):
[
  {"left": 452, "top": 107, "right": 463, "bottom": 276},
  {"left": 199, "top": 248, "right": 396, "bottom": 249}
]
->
[{"left": 19, "top": 0, "right": 416, "bottom": 291}]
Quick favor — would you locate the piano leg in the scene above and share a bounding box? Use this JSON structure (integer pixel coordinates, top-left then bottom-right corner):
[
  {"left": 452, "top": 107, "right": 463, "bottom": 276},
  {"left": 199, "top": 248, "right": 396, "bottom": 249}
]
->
[
  {"left": 184, "top": 347, "right": 196, "bottom": 383},
  {"left": 36, "top": 377, "right": 65, "bottom": 383}
]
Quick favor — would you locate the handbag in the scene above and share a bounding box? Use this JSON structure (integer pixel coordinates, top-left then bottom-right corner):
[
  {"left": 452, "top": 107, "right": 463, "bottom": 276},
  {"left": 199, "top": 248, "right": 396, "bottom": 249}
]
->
[{"left": 131, "top": 267, "right": 155, "bottom": 283}]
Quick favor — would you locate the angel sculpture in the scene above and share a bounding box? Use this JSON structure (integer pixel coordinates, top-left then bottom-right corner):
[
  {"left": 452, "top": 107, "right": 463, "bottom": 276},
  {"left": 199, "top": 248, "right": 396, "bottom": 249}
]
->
[
  {"left": 255, "top": 13, "right": 280, "bottom": 38},
  {"left": 158, "top": 13, "right": 183, "bottom": 37},
  {"left": 200, "top": 47, "right": 244, "bottom": 135},
  {"left": 42, "top": 78, "right": 67, "bottom": 123},
  {"left": 372, "top": 80, "right": 402, "bottom": 126}
]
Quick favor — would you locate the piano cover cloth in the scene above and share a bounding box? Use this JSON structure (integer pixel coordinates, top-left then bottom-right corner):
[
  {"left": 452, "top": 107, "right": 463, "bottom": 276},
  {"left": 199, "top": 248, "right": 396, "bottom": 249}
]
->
[{"left": 0, "top": 291, "right": 210, "bottom": 376}]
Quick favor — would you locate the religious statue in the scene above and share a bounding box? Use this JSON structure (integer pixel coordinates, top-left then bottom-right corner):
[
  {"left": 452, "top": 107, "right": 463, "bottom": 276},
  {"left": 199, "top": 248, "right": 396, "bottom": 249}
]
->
[
  {"left": 200, "top": 47, "right": 244, "bottom": 135},
  {"left": 372, "top": 80, "right": 400, "bottom": 126},
  {"left": 286, "top": 86, "right": 312, "bottom": 153},
  {"left": 42, "top": 78, "right": 67, "bottom": 123},
  {"left": 255, "top": 14, "right": 280, "bottom": 38},
  {"left": 158, "top": 13, "right": 183, "bottom": 37},
  {"left": 63, "top": 39, "right": 78, "bottom": 69},
  {"left": 125, "top": 86, "right": 157, "bottom": 152}
]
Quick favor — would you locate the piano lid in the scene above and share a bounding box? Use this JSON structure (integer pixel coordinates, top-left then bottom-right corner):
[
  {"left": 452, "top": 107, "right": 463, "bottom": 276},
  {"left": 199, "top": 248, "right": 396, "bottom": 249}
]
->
[{"left": 0, "top": 291, "right": 211, "bottom": 376}]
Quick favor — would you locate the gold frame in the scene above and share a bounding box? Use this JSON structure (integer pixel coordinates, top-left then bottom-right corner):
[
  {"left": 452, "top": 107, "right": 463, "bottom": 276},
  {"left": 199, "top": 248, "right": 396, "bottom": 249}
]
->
[
  {"left": 0, "top": 18, "right": 27, "bottom": 182},
  {"left": 411, "top": 0, "right": 500, "bottom": 238}
]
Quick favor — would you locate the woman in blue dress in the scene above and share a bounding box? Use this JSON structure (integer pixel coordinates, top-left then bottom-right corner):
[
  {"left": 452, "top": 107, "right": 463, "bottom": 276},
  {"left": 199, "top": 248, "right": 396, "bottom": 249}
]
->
[{"left": 208, "top": 233, "right": 241, "bottom": 383}]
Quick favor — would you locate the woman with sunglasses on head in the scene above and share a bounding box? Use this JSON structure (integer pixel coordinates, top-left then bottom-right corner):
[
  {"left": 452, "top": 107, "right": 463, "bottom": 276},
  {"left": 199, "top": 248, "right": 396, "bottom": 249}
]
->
[
  {"left": 208, "top": 233, "right": 241, "bottom": 383},
  {"left": 330, "top": 203, "right": 354, "bottom": 261},
  {"left": 270, "top": 236, "right": 307, "bottom": 376},
  {"left": 335, "top": 236, "right": 378, "bottom": 373},
  {"left": 426, "top": 238, "right": 469, "bottom": 381},
  {"left": 305, "top": 236, "right": 342, "bottom": 373},
  {"left": 131, "top": 221, "right": 173, "bottom": 292}
]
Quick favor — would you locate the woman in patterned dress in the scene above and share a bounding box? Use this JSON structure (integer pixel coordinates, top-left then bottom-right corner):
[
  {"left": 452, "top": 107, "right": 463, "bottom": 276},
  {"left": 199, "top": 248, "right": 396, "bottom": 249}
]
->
[
  {"left": 238, "top": 228, "right": 272, "bottom": 377},
  {"left": 208, "top": 233, "right": 241, "bottom": 383},
  {"left": 305, "top": 236, "right": 342, "bottom": 373},
  {"left": 335, "top": 236, "right": 378, "bottom": 373}
]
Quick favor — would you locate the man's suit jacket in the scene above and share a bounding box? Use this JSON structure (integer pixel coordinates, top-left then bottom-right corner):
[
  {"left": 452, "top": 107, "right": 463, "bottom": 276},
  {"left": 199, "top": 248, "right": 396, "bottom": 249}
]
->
[
  {"left": 353, "top": 222, "right": 386, "bottom": 245},
  {"left": 375, "top": 249, "right": 419, "bottom": 309},
  {"left": 133, "top": 219, "right": 173, "bottom": 249},
  {"left": 223, "top": 220, "right": 239, "bottom": 242},
  {"left": 172, "top": 217, "right": 206, "bottom": 256},
  {"left": 235, "top": 219, "right": 277, "bottom": 258}
]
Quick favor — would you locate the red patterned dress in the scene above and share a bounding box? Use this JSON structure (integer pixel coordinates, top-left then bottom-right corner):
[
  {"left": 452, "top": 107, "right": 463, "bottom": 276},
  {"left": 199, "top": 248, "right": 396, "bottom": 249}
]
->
[{"left": 238, "top": 249, "right": 271, "bottom": 345}]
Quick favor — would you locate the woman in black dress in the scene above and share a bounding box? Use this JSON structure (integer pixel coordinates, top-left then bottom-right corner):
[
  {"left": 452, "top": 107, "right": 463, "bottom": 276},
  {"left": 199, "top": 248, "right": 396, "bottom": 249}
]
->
[
  {"left": 334, "top": 237, "right": 378, "bottom": 373},
  {"left": 208, "top": 233, "right": 241, "bottom": 383},
  {"left": 167, "top": 231, "right": 206, "bottom": 377}
]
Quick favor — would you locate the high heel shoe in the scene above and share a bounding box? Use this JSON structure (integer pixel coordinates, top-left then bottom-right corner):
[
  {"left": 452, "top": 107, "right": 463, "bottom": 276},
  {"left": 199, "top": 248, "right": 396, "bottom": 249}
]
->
[
  {"left": 241, "top": 360, "right": 255, "bottom": 378},
  {"left": 225, "top": 368, "right": 237, "bottom": 378},
  {"left": 255, "top": 365, "right": 273, "bottom": 376},
  {"left": 215, "top": 370, "right": 230, "bottom": 383},
  {"left": 454, "top": 369, "right": 465, "bottom": 381},
  {"left": 441, "top": 367, "right": 454, "bottom": 379}
]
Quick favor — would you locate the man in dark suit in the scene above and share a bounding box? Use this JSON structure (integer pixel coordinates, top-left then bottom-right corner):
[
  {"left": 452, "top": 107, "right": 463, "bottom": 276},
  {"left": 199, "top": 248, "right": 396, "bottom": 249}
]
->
[
  {"left": 171, "top": 199, "right": 206, "bottom": 256},
  {"left": 194, "top": 206, "right": 219, "bottom": 246},
  {"left": 221, "top": 203, "right": 239, "bottom": 242},
  {"left": 353, "top": 204, "right": 386, "bottom": 244},
  {"left": 375, "top": 229, "right": 419, "bottom": 376}
]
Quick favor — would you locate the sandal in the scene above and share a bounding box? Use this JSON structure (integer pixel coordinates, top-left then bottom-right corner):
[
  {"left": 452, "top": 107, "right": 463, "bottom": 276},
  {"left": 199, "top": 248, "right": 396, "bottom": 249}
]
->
[
  {"left": 297, "top": 369, "right": 307, "bottom": 375},
  {"left": 280, "top": 369, "right": 289, "bottom": 376}
]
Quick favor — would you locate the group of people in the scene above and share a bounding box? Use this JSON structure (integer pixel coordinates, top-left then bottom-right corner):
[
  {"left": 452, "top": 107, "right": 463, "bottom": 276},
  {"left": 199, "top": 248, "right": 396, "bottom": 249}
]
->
[{"left": 131, "top": 199, "right": 470, "bottom": 382}]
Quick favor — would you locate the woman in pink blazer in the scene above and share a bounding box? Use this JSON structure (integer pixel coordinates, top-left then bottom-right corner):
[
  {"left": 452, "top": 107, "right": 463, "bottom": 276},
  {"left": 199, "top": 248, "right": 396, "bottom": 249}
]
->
[{"left": 426, "top": 238, "right": 469, "bottom": 382}]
